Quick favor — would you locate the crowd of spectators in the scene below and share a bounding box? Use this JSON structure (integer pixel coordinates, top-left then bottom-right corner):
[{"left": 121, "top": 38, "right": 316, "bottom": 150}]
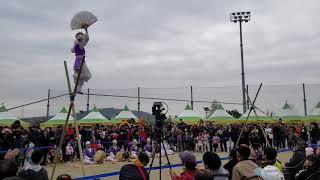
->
[{"left": 1, "top": 120, "right": 320, "bottom": 179}]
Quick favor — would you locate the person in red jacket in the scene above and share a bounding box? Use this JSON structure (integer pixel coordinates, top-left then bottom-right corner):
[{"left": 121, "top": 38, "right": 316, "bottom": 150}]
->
[{"left": 170, "top": 151, "right": 197, "bottom": 180}]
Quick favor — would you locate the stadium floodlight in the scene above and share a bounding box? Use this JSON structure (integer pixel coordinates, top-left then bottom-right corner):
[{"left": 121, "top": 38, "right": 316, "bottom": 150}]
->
[{"left": 229, "top": 11, "right": 251, "bottom": 113}]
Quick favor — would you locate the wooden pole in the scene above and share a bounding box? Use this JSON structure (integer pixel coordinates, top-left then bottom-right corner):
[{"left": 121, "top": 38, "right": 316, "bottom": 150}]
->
[
  {"left": 64, "top": 61, "right": 86, "bottom": 176},
  {"left": 245, "top": 88, "right": 270, "bottom": 147},
  {"left": 235, "top": 83, "right": 262, "bottom": 147},
  {"left": 50, "top": 59, "right": 86, "bottom": 180}
]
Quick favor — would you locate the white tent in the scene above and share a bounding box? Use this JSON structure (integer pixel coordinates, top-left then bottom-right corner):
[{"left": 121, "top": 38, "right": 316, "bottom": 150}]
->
[
  {"left": 112, "top": 105, "right": 138, "bottom": 123},
  {"left": 40, "top": 107, "right": 71, "bottom": 127},
  {"left": 207, "top": 104, "right": 235, "bottom": 123},
  {"left": 78, "top": 105, "right": 110, "bottom": 125},
  {"left": 0, "top": 104, "right": 29, "bottom": 127},
  {"left": 174, "top": 104, "right": 202, "bottom": 124}
]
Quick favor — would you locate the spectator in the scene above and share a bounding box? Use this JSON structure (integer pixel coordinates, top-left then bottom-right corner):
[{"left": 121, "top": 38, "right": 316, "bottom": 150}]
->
[
  {"left": 203, "top": 151, "right": 228, "bottom": 180},
  {"left": 264, "top": 125, "right": 273, "bottom": 147},
  {"left": 232, "top": 145, "right": 260, "bottom": 180},
  {"left": 3, "top": 177, "right": 26, "bottom": 180},
  {"left": 310, "top": 123, "right": 320, "bottom": 145},
  {"left": 285, "top": 141, "right": 306, "bottom": 175},
  {"left": 202, "top": 131, "right": 210, "bottom": 152},
  {"left": 56, "top": 174, "right": 72, "bottom": 180},
  {"left": 65, "top": 142, "right": 74, "bottom": 163},
  {"left": 119, "top": 152, "right": 150, "bottom": 180},
  {"left": 194, "top": 169, "right": 213, "bottom": 180},
  {"left": 17, "top": 150, "right": 49, "bottom": 180},
  {"left": 295, "top": 155, "right": 320, "bottom": 180},
  {"left": 260, "top": 165, "right": 284, "bottom": 180},
  {"left": 212, "top": 132, "right": 220, "bottom": 152},
  {"left": 260, "top": 147, "right": 283, "bottom": 172},
  {"left": 196, "top": 132, "right": 203, "bottom": 152},
  {"left": 306, "top": 147, "right": 314, "bottom": 157},
  {"left": 316, "top": 146, "right": 320, "bottom": 159},
  {"left": 0, "top": 160, "right": 19, "bottom": 179},
  {"left": 223, "top": 149, "right": 238, "bottom": 179},
  {"left": 170, "top": 151, "right": 197, "bottom": 180}
]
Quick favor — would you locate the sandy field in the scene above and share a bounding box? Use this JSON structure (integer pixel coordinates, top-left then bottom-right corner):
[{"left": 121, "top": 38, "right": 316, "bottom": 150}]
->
[{"left": 46, "top": 151, "right": 292, "bottom": 180}]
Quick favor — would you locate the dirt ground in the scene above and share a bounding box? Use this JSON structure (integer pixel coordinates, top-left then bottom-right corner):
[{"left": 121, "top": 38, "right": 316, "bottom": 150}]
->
[{"left": 46, "top": 151, "right": 292, "bottom": 180}]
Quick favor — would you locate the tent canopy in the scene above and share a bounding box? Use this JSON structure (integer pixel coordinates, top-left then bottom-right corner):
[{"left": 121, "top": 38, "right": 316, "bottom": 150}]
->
[
  {"left": 278, "top": 101, "right": 304, "bottom": 123},
  {"left": 306, "top": 101, "right": 320, "bottom": 122},
  {"left": 79, "top": 105, "right": 110, "bottom": 125},
  {"left": 111, "top": 105, "right": 138, "bottom": 124},
  {"left": 239, "top": 107, "right": 276, "bottom": 124},
  {"left": 40, "top": 107, "right": 72, "bottom": 127},
  {"left": 0, "top": 104, "right": 30, "bottom": 127},
  {"left": 174, "top": 104, "right": 202, "bottom": 125},
  {"left": 207, "top": 104, "right": 235, "bottom": 124}
]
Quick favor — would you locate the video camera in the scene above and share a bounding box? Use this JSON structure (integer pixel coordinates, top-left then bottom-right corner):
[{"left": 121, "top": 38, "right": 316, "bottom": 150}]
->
[{"left": 152, "top": 102, "right": 167, "bottom": 139}]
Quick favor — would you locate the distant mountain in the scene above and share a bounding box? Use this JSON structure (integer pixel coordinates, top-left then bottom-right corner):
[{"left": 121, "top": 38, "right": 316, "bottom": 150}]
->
[{"left": 22, "top": 107, "right": 155, "bottom": 125}]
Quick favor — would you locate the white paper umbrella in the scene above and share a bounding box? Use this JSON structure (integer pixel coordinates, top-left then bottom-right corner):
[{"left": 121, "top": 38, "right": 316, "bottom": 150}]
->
[{"left": 70, "top": 11, "right": 97, "bottom": 30}]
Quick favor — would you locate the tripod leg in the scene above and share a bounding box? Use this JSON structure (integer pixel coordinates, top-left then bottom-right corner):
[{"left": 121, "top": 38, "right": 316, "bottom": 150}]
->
[
  {"left": 161, "top": 141, "right": 172, "bottom": 168},
  {"left": 148, "top": 141, "right": 159, "bottom": 174},
  {"left": 159, "top": 141, "right": 161, "bottom": 180}
]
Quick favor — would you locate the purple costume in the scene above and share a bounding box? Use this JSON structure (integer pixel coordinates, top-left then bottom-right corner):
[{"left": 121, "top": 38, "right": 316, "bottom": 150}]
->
[
  {"left": 130, "top": 145, "right": 139, "bottom": 154},
  {"left": 71, "top": 32, "right": 92, "bottom": 92},
  {"left": 143, "top": 144, "right": 152, "bottom": 152},
  {"left": 73, "top": 44, "right": 85, "bottom": 70},
  {"left": 108, "top": 145, "right": 120, "bottom": 155},
  {"left": 83, "top": 148, "right": 95, "bottom": 160}
]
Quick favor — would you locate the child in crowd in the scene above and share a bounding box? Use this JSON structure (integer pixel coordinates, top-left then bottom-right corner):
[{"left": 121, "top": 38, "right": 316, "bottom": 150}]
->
[
  {"left": 196, "top": 132, "right": 204, "bottom": 152},
  {"left": 202, "top": 131, "right": 210, "bottom": 152},
  {"left": 65, "top": 142, "right": 74, "bottom": 162},
  {"left": 212, "top": 133, "right": 220, "bottom": 152},
  {"left": 18, "top": 150, "right": 49, "bottom": 180}
]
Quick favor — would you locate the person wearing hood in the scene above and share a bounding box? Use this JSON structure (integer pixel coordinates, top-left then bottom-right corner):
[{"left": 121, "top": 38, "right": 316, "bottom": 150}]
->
[
  {"left": 285, "top": 141, "right": 306, "bottom": 175},
  {"left": 17, "top": 150, "right": 49, "bottom": 180},
  {"left": 119, "top": 152, "right": 150, "bottom": 180},
  {"left": 203, "top": 151, "right": 228, "bottom": 180},
  {"left": 260, "top": 147, "right": 283, "bottom": 172},
  {"left": 232, "top": 145, "right": 260, "bottom": 180}
]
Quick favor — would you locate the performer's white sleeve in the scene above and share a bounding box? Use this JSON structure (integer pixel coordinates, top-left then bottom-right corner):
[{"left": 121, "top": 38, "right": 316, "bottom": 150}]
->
[
  {"left": 71, "top": 41, "right": 76, "bottom": 53},
  {"left": 79, "top": 32, "right": 89, "bottom": 48}
]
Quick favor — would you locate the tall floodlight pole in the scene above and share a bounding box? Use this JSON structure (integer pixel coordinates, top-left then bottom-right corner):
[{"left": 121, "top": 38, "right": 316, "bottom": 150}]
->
[{"left": 230, "top": 11, "right": 251, "bottom": 113}]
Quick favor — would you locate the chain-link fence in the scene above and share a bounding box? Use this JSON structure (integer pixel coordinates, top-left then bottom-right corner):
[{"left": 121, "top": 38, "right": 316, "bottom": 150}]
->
[{"left": 5, "top": 83, "right": 320, "bottom": 124}]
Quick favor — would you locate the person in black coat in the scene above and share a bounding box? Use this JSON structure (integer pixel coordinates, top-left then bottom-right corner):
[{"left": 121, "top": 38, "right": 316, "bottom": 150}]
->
[
  {"left": 285, "top": 141, "right": 306, "bottom": 177},
  {"left": 119, "top": 152, "right": 150, "bottom": 180},
  {"left": 223, "top": 149, "right": 238, "bottom": 179},
  {"left": 17, "top": 150, "right": 49, "bottom": 180},
  {"left": 295, "top": 155, "right": 319, "bottom": 180}
]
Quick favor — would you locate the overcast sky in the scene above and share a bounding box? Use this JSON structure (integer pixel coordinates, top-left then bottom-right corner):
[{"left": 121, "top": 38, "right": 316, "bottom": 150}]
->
[{"left": 1, "top": 0, "right": 320, "bottom": 117}]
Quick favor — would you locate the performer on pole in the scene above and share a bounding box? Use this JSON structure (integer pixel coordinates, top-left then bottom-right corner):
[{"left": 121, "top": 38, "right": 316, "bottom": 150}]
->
[{"left": 71, "top": 25, "right": 92, "bottom": 94}]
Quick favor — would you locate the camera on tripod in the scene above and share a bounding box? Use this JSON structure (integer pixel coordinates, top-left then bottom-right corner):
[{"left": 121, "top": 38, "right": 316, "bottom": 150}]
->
[
  {"left": 152, "top": 102, "right": 167, "bottom": 126},
  {"left": 152, "top": 102, "right": 167, "bottom": 139}
]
